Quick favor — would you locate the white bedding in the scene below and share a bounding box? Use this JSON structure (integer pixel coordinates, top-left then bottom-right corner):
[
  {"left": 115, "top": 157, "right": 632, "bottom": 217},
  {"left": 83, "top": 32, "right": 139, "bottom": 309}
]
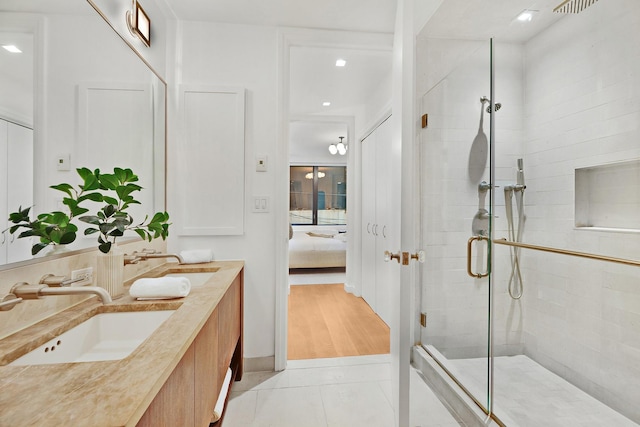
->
[{"left": 289, "top": 227, "right": 346, "bottom": 269}]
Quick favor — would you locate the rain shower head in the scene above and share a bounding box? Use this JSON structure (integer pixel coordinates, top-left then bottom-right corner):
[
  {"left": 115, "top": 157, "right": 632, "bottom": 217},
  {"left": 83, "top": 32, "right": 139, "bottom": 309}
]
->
[{"left": 554, "top": 0, "right": 599, "bottom": 13}]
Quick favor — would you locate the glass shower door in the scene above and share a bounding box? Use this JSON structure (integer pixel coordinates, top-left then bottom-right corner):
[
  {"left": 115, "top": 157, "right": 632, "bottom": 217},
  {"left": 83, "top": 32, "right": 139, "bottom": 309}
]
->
[{"left": 418, "top": 39, "right": 494, "bottom": 414}]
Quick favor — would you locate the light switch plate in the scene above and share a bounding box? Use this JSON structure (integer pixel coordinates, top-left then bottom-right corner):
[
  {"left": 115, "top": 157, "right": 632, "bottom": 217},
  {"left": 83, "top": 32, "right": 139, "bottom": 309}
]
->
[{"left": 252, "top": 196, "right": 269, "bottom": 212}]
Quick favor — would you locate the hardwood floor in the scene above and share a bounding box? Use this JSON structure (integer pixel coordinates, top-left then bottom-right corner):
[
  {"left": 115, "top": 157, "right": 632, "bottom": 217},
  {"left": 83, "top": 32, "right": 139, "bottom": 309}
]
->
[{"left": 287, "top": 284, "right": 390, "bottom": 360}]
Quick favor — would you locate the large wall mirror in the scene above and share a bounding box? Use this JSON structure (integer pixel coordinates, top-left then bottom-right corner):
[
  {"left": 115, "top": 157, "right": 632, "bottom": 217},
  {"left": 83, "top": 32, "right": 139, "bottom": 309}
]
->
[{"left": 0, "top": 0, "right": 166, "bottom": 268}]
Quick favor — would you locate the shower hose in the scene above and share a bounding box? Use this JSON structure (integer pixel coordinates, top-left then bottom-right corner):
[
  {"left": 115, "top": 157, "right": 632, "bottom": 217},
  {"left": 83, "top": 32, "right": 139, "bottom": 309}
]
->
[{"left": 504, "top": 187, "right": 525, "bottom": 299}]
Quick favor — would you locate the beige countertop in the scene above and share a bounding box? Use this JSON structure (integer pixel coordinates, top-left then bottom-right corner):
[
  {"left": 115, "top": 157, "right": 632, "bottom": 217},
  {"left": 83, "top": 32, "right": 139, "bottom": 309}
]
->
[{"left": 0, "top": 260, "right": 244, "bottom": 427}]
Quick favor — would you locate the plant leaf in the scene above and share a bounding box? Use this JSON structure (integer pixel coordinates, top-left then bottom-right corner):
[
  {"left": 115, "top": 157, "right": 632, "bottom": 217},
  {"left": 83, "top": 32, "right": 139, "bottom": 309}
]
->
[
  {"left": 79, "top": 215, "right": 102, "bottom": 225},
  {"left": 103, "top": 204, "right": 117, "bottom": 217},
  {"left": 103, "top": 196, "right": 119, "bottom": 205},
  {"left": 99, "top": 241, "right": 112, "bottom": 253},
  {"left": 50, "top": 183, "right": 74, "bottom": 197},
  {"left": 99, "top": 174, "right": 119, "bottom": 190},
  {"left": 134, "top": 228, "right": 147, "bottom": 241},
  {"left": 59, "top": 231, "right": 76, "bottom": 245},
  {"left": 78, "top": 192, "right": 104, "bottom": 203},
  {"left": 32, "top": 243, "right": 49, "bottom": 255}
]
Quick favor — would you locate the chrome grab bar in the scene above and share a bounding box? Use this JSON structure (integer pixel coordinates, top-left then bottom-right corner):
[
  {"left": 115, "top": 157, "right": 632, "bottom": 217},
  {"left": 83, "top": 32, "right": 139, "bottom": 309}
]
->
[
  {"left": 467, "top": 236, "right": 489, "bottom": 278},
  {"left": 493, "top": 238, "right": 640, "bottom": 268}
]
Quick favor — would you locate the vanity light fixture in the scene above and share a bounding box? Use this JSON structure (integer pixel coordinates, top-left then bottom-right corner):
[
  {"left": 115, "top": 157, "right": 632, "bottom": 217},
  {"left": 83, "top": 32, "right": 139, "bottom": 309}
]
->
[
  {"left": 328, "top": 136, "right": 347, "bottom": 156},
  {"left": 335, "top": 59, "right": 346, "bottom": 67},
  {"left": 126, "top": 0, "right": 151, "bottom": 47},
  {"left": 2, "top": 45, "right": 21, "bottom": 53}
]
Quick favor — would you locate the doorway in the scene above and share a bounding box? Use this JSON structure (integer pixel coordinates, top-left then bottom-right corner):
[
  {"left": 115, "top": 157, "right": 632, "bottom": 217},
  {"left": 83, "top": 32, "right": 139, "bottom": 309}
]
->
[{"left": 278, "top": 33, "right": 394, "bottom": 366}]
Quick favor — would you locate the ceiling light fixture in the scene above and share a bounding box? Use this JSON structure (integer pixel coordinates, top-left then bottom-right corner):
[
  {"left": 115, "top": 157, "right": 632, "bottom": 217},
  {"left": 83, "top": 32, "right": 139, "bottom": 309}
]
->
[
  {"left": 322, "top": 101, "right": 331, "bottom": 107},
  {"left": 2, "top": 45, "right": 21, "bottom": 53},
  {"left": 329, "top": 136, "right": 347, "bottom": 156},
  {"left": 516, "top": 10, "right": 537, "bottom": 21},
  {"left": 335, "top": 59, "right": 346, "bottom": 67},
  {"left": 305, "top": 171, "right": 325, "bottom": 179}
]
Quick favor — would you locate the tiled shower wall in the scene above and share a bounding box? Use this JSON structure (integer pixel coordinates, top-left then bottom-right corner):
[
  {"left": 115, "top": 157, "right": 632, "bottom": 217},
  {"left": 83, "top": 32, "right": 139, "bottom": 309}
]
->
[{"left": 521, "top": 0, "right": 640, "bottom": 421}]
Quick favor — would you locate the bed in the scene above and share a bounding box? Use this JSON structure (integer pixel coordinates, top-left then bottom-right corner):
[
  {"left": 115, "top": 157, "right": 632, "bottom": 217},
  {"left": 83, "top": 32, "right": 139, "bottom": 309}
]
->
[{"left": 288, "top": 225, "right": 347, "bottom": 269}]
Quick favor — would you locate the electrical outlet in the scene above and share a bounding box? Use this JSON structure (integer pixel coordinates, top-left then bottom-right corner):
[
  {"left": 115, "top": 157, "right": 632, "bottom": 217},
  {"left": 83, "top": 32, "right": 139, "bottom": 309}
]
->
[{"left": 70, "top": 267, "right": 93, "bottom": 286}]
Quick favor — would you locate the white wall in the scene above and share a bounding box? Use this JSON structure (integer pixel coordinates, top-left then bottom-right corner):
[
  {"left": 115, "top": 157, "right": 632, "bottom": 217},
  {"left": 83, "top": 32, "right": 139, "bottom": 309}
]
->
[{"left": 169, "top": 21, "right": 279, "bottom": 362}]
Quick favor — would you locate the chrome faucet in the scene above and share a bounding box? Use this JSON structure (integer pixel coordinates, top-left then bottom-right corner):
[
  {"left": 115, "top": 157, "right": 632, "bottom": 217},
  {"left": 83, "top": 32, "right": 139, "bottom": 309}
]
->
[
  {"left": 129, "top": 249, "right": 184, "bottom": 264},
  {"left": 11, "top": 282, "right": 112, "bottom": 304}
]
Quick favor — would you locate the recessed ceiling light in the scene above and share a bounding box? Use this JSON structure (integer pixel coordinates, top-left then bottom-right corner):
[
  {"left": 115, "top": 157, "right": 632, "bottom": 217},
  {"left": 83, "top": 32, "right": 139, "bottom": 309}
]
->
[
  {"left": 516, "top": 10, "right": 537, "bottom": 22},
  {"left": 335, "top": 59, "right": 346, "bottom": 67},
  {"left": 322, "top": 101, "right": 331, "bottom": 107},
  {"left": 2, "top": 45, "right": 22, "bottom": 53}
]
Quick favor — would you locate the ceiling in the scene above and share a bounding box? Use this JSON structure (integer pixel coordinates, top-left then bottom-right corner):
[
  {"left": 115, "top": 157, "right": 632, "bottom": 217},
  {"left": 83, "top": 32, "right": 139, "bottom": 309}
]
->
[
  {"left": 162, "top": 0, "right": 398, "bottom": 33},
  {"left": 421, "top": 0, "right": 567, "bottom": 43}
]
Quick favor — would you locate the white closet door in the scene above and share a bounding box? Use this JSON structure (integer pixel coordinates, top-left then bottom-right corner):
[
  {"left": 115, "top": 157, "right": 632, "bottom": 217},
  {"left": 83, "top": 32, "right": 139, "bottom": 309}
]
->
[
  {"left": 6, "top": 122, "right": 33, "bottom": 263},
  {"left": 0, "top": 120, "right": 8, "bottom": 264},
  {"left": 374, "top": 117, "right": 393, "bottom": 326},
  {"left": 361, "top": 130, "right": 377, "bottom": 311}
]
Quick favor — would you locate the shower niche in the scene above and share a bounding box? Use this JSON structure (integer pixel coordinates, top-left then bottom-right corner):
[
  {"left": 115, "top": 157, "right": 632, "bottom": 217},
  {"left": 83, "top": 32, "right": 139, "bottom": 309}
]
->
[{"left": 575, "top": 159, "right": 640, "bottom": 231}]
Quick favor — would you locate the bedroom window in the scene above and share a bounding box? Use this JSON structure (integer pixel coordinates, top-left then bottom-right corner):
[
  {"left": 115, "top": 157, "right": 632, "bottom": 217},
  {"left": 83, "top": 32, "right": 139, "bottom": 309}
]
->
[{"left": 289, "top": 166, "right": 346, "bottom": 225}]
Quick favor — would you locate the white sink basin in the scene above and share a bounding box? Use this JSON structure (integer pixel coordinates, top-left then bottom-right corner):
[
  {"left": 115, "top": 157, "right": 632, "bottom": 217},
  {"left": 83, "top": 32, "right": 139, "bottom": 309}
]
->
[
  {"left": 9, "top": 310, "right": 175, "bottom": 366},
  {"left": 163, "top": 272, "right": 215, "bottom": 287}
]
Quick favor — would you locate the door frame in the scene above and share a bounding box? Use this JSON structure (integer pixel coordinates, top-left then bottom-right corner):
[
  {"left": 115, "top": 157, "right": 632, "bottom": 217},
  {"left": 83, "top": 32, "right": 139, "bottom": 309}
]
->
[{"left": 275, "top": 27, "right": 394, "bottom": 371}]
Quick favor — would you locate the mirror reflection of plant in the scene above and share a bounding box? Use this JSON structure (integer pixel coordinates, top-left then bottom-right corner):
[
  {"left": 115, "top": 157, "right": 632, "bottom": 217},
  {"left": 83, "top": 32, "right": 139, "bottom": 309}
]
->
[
  {"left": 7, "top": 208, "right": 79, "bottom": 255},
  {"left": 7, "top": 167, "right": 170, "bottom": 255}
]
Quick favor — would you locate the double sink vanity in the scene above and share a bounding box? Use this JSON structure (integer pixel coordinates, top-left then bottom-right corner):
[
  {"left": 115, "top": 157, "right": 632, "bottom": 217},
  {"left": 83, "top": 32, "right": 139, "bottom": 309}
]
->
[{"left": 0, "top": 260, "right": 244, "bottom": 426}]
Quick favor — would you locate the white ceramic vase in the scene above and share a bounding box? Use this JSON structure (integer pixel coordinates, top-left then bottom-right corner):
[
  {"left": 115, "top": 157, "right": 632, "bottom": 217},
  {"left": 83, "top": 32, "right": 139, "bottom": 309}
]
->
[{"left": 96, "top": 244, "right": 124, "bottom": 299}]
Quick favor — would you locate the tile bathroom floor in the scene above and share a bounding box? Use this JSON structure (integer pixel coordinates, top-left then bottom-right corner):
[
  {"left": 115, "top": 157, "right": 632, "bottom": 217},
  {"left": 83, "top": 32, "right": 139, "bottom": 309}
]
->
[{"left": 224, "top": 354, "right": 465, "bottom": 427}]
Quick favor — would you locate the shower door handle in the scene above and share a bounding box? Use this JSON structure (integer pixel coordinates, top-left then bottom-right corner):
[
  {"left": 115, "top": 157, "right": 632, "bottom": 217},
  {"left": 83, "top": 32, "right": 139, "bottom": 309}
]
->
[{"left": 467, "top": 236, "right": 489, "bottom": 278}]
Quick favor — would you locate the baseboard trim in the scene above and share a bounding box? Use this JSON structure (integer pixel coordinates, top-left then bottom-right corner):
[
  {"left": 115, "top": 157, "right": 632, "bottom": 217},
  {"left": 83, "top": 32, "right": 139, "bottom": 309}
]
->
[{"left": 244, "top": 356, "right": 275, "bottom": 372}]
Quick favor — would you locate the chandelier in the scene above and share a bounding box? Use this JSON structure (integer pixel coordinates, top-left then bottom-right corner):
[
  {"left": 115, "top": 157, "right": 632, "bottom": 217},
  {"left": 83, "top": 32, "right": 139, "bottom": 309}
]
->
[{"left": 328, "top": 136, "right": 347, "bottom": 155}]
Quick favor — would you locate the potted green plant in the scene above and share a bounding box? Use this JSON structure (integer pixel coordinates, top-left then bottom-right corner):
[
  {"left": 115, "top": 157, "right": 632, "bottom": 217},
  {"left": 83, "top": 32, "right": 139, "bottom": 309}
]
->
[{"left": 8, "top": 167, "right": 170, "bottom": 255}]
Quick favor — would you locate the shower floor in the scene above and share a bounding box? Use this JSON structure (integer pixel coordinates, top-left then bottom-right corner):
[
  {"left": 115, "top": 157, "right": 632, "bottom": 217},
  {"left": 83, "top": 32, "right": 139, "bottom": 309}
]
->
[{"left": 448, "top": 355, "right": 637, "bottom": 426}]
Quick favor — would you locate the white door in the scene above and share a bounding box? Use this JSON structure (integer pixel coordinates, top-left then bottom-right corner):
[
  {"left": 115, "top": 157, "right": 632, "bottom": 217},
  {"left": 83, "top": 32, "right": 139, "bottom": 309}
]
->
[
  {"left": 374, "top": 116, "right": 395, "bottom": 326},
  {"left": 361, "top": 129, "right": 377, "bottom": 311}
]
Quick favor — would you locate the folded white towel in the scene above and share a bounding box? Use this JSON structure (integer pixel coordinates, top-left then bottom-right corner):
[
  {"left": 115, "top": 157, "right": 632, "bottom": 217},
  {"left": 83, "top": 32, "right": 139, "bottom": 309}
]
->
[
  {"left": 129, "top": 277, "right": 191, "bottom": 300},
  {"left": 180, "top": 249, "right": 214, "bottom": 264},
  {"left": 212, "top": 367, "right": 232, "bottom": 422}
]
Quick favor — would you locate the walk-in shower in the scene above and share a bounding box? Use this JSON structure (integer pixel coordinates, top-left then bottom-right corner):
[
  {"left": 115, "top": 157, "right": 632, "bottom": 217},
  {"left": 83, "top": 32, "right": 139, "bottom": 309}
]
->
[{"left": 416, "top": 0, "right": 640, "bottom": 425}]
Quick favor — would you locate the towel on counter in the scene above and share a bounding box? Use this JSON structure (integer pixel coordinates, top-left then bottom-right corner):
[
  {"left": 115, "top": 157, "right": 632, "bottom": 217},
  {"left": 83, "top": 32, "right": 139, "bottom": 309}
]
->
[
  {"left": 129, "top": 276, "right": 191, "bottom": 300},
  {"left": 212, "top": 367, "right": 233, "bottom": 422},
  {"left": 180, "top": 249, "right": 214, "bottom": 264}
]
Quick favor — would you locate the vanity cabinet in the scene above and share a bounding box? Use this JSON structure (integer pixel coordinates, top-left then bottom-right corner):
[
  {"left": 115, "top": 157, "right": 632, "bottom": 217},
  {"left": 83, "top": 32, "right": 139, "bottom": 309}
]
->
[{"left": 137, "top": 273, "right": 243, "bottom": 427}]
